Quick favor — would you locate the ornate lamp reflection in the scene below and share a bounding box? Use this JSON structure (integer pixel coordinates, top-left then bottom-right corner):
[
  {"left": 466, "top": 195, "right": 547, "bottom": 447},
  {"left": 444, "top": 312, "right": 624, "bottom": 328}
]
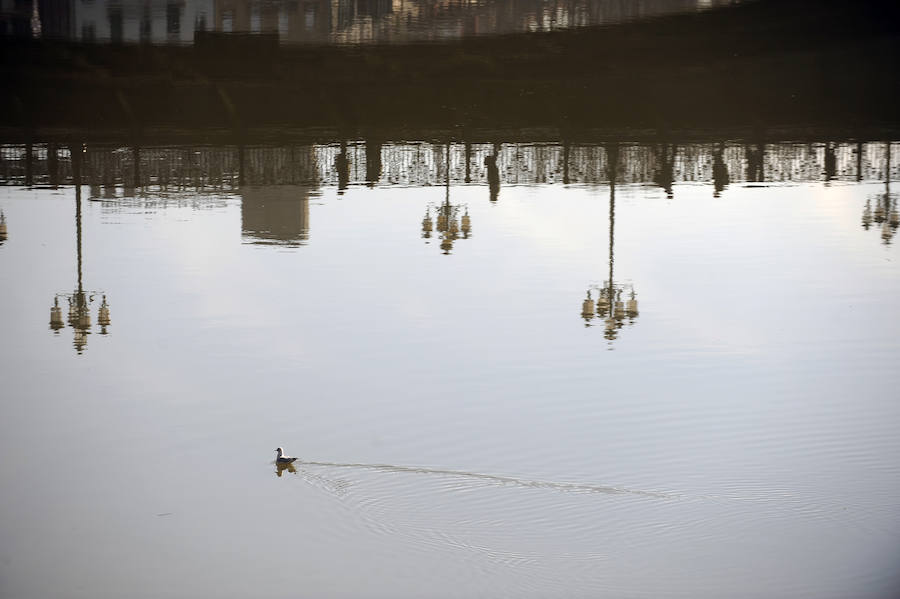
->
[
  {"left": 579, "top": 144, "right": 640, "bottom": 342},
  {"left": 427, "top": 201, "right": 470, "bottom": 255},
  {"left": 98, "top": 295, "right": 111, "bottom": 334},
  {"left": 583, "top": 283, "right": 639, "bottom": 340},
  {"left": 49, "top": 158, "right": 111, "bottom": 354},
  {"left": 421, "top": 143, "right": 472, "bottom": 255},
  {"left": 52, "top": 289, "right": 108, "bottom": 354},
  {"left": 0, "top": 210, "right": 7, "bottom": 245}
]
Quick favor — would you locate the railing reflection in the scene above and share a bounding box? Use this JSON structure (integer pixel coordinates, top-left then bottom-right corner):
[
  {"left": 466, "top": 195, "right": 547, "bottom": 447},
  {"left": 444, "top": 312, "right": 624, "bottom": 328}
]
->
[
  {"left": 5, "top": 140, "right": 898, "bottom": 191},
  {"left": 4, "top": 139, "right": 900, "bottom": 263},
  {"left": 861, "top": 142, "right": 899, "bottom": 245}
]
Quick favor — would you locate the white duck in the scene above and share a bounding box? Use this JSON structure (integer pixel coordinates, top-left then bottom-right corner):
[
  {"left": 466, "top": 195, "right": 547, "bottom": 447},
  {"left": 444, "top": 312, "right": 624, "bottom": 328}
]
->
[{"left": 275, "top": 447, "right": 298, "bottom": 464}]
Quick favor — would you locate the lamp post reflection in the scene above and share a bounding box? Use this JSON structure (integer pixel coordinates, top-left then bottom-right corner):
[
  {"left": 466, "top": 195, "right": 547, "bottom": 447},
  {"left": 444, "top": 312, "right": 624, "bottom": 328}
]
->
[
  {"left": 0, "top": 210, "right": 7, "bottom": 245},
  {"left": 861, "top": 142, "right": 899, "bottom": 245},
  {"left": 712, "top": 142, "right": 730, "bottom": 197},
  {"left": 421, "top": 143, "right": 472, "bottom": 255},
  {"left": 485, "top": 143, "right": 500, "bottom": 202},
  {"left": 49, "top": 150, "right": 111, "bottom": 354},
  {"left": 580, "top": 144, "right": 640, "bottom": 341}
]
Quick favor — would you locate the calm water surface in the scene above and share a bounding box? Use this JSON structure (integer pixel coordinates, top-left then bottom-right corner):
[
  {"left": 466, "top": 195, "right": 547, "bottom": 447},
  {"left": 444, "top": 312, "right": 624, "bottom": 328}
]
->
[{"left": 1, "top": 141, "right": 900, "bottom": 598}]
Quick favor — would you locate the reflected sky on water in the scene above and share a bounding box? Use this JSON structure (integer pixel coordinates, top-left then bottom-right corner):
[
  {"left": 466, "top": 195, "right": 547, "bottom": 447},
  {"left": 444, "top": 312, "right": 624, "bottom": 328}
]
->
[{"left": 1, "top": 137, "right": 900, "bottom": 598}]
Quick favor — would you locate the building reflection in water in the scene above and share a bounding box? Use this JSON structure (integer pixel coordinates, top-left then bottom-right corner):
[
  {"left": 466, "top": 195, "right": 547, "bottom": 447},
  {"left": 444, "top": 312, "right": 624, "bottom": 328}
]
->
[
  {"left": 421, "top": 143, "right": 471, "bottom": 254},
  {"left": 11, "top": 0, "right": 741, "bottom": 45},
  {"left": 580, "top": 144, "right": 639, "bottom": 341},
  {"left": 49, "top": 153, "right": 111, "bottom": 354},
  {"left": 239, "top": 144, "right": 318, "bottom": 246},
  {"left": 861, "top": 142, "right": 899, "bottom": 245},
  {"left": 55, "top": 143, "right": 316, "bottom": 246},
  {"left": 241, "top": 185, "right": 312, "bottom": 247}
]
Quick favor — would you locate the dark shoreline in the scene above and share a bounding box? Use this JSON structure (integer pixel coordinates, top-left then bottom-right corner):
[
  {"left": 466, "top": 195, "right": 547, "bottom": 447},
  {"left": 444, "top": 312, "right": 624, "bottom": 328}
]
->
[{"left": 2, "top": 0, "right": 899, "bottom": 141}]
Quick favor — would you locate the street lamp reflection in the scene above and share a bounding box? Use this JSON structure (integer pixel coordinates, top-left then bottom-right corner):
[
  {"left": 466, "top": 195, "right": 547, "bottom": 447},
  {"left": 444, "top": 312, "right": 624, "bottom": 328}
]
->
[
  {"left": 421, "top": 143, "right": 472, "bottom": 255},
  {"left": 579, "top": 144, "right": 640, "bottom": 342},
  {"left": 49, "top": 153, "right": 111, "bottom": 354}
]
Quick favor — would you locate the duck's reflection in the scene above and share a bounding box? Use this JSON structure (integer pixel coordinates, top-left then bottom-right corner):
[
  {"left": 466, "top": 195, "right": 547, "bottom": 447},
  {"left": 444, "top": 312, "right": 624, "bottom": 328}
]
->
[{"left": 275, "top": 461, "right": 298, "bottom": 477}]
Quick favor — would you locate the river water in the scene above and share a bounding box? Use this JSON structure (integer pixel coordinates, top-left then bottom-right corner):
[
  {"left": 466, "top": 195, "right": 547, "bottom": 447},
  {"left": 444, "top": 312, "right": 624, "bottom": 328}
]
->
[{"left": 0, "top": 139, "right": 899, "bottom": 598}]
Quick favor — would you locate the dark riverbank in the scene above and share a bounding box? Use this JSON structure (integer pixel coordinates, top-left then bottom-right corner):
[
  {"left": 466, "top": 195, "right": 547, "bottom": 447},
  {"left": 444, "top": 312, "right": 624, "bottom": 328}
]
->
[{"left": 2, "top": 0, "right": 899, "bottom": 141}]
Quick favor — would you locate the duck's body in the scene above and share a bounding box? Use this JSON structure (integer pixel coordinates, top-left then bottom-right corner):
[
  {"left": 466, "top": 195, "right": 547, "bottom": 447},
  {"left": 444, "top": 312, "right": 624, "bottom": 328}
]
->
[{"left": 275, "top": 447, "right": 298, "bottom": 463}]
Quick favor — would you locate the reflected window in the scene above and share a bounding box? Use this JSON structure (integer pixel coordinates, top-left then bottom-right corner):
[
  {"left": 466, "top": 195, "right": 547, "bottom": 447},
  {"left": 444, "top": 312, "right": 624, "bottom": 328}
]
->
[
  {"left": 222, "top": 10, "right": 233, "bottom": 32},
  {"left": 108, "top": 6, "right": 123, "bottom": 43},
  {"left": 251, "top": 4, "right": 260, "bottom": 32},
  {"left": 166, "top": 1, "right": 181, "bottom": 37},
  {"left": 140, "top": 10, "right": 151, "bottom": 42},
  {"left": 81, "top": 22, "right": 95, "bottom": 41}
]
